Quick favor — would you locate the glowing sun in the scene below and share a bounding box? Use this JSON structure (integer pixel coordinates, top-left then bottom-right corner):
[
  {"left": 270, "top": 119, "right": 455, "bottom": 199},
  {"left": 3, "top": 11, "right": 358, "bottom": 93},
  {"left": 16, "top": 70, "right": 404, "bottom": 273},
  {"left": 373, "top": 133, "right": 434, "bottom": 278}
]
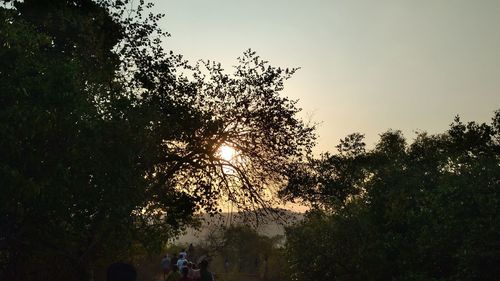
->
[{"left": 218, "top": 144, "right": 236, "bottom": 162}]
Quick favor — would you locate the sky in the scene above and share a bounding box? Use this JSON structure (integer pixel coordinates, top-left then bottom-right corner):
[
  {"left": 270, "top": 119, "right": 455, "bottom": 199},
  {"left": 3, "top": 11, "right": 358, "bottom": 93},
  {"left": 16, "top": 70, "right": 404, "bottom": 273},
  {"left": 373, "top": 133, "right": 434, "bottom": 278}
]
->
[{"left": 154, "top": 0, "right": 500, "bottom": 153}]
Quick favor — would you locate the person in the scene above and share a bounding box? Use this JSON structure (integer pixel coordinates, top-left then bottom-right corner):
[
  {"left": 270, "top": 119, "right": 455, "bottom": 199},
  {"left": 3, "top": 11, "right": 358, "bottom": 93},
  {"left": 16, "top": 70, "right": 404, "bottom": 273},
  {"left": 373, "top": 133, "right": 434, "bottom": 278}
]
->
[
  {"left": 179, "top": 266, "right": 193, "bottom": 281},
  {"left": 199, "top": 260, "right": 214, "bottom": 281},
  {"left": 179, "top": 248, "right": 187, "bottom": 258},
  {"left": 165, "top": 265, "right": 181, "bottom": 281},
  {"left": 188, "top": 262, "right": 200, "bottom": 280},
  {"left": 171, "top": 253, "right": 178, "bottom": 270},
  {"left": 176, "top": 253, "right": 187, "bottom": 270},
  {"left": 224, "top": 257, "right": 229, "bottom": 273},
  {"left": 188, "top": 243, "right": 194, "bottom": 258},
  {"left": 161, "top": 254, "right": 171, "bottom": 279},
  {"left": 106, "top": 262, "right": 137, "bottom": 281}
]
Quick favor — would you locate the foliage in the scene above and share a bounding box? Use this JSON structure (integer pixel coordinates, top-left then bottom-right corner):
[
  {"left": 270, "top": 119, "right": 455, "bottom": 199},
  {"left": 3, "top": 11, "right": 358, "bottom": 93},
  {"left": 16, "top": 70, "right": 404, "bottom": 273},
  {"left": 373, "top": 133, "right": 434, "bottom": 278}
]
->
[
  {"left": 285, "top": 113, "right": 500, "bottom": 281},
  {"left": 194, "top": 225, "right": 290, "bottom": 281},
  {"left": 164, "top": 53, "right": 316, "bottom": 215},
  {"left": 0, "top": 0, "right": 314, "bottom": 280}
]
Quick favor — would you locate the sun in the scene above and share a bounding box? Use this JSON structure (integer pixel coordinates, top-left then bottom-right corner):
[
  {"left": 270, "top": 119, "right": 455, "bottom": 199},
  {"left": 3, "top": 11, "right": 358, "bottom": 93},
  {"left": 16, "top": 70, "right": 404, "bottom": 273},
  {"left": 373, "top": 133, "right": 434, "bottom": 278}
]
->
[{"left": 218, "top": 144, "right": 236, "bottom": 162}]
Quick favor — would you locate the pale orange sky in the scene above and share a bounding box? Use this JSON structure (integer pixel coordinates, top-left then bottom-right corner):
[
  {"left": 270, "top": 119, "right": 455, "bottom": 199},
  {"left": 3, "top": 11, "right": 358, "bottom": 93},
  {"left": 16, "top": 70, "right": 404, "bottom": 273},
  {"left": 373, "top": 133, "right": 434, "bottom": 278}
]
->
[{"left": 155, "top": 0, "right": 500, "bottom": 153}]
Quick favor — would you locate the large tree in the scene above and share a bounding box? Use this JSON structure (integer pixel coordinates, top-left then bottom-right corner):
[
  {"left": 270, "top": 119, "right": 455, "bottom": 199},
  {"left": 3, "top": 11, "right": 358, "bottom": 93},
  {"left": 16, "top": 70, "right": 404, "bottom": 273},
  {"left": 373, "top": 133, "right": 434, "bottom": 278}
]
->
[
  {"left": 284, "top": 112, "right": 500, "bottom": 281},
  {"left": 0, "top": 0, "right": 315, "bottom": 280}
]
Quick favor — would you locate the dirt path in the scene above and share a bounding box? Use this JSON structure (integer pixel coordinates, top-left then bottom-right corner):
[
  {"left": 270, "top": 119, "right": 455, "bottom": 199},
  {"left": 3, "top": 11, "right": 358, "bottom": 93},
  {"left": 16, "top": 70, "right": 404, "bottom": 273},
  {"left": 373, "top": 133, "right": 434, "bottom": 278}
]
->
[{"left": 154, "top": 272, "right": 261, "bottom": 281}]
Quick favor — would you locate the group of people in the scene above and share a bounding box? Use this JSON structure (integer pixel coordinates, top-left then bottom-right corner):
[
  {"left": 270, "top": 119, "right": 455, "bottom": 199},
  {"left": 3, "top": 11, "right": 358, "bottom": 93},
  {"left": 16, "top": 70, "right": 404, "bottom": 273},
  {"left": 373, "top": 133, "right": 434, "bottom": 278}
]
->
[{"left": 161, "top": 249, "right": 214, "bottom": 281}]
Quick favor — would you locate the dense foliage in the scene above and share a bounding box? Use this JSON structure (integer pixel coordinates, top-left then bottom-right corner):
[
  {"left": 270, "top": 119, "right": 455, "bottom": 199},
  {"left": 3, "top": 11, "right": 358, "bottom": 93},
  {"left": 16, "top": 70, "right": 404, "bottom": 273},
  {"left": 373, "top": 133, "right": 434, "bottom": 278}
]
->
[
  {"left": 0, "top": 0, "right": 314, "bottom": 280},
  {"left": 285, "top": 113, "right": 500, "bottom": 281}
]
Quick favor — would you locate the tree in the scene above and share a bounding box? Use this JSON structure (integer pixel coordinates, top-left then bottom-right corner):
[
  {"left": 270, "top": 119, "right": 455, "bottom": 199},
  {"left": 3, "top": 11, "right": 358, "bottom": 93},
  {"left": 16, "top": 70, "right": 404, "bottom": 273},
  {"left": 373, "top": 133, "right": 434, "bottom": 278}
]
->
[
  {"left": 196, "top": 225, "right": 290, "bottom": 281},
  {"left": 285, "top": 112, "right": 500, "bottom": 281},
  {"left": 160, "top": 52, "right": 316, "bottom": 216},
  {"left": 0, "top": 1, "right": 315, "bottom": 280}
]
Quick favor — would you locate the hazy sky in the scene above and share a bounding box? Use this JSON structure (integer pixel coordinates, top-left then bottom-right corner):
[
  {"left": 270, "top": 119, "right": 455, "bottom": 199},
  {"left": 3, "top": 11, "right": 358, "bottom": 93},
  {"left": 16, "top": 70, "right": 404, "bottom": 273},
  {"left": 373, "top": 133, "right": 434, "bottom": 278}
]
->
[{"left": 154, "top": 0, "right": 500, "bottom": 153}]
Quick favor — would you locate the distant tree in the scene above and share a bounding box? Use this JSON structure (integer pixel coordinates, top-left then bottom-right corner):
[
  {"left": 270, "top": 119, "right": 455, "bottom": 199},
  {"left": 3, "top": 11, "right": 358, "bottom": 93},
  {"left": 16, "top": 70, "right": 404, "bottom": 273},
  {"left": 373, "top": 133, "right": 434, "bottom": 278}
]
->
[
  {"left": 0, "top": 0, "right": 314, "bottom": 280},
  {"left": 197, "top": 225, "right": 290, "bottom": 281},
  {"left": 284, "top": 112, "right": 500, "bottom": 281}
]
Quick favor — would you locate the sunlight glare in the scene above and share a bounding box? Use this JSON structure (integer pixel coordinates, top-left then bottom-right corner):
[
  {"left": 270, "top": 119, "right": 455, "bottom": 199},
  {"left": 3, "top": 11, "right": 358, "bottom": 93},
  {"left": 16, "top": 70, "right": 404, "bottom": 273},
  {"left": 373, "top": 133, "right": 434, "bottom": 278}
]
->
[{"left": 219, "top": 145, "right": 236, "bottom": 162}]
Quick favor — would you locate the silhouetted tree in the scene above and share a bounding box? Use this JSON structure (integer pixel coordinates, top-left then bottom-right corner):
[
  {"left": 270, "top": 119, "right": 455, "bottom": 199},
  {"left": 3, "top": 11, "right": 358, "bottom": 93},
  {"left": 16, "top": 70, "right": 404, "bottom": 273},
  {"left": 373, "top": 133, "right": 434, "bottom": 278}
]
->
[
  {"left": 0, "top": 1, "right": 315, "bottom": 280},
  {"left": 285, "top": 112, "right": 500, "bottom": 281}
]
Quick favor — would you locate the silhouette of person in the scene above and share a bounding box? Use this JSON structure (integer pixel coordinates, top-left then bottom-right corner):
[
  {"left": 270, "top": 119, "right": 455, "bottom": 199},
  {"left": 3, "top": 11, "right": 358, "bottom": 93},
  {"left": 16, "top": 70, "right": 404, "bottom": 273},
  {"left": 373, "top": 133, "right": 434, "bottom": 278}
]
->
[
  {"left": 161, "top": 254, "right": 171, "bottom": 279},
  {"left": 188, "top": 243, "right": 194, "bottom": 258},
  {"left": 224, "top": 257, "right": 229, "bottom": 273},
  {"left": 199, "top": 259, "right": 214, "bottom": 281},
  {"left": 179, "top": 266, "right": 193, "bottom": 281},
  {"left": 188, "top": 262, "right": 200, "bottom": 280},
  {"left": 171, "top": 252, "right": 178, "bottom": 269}
]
